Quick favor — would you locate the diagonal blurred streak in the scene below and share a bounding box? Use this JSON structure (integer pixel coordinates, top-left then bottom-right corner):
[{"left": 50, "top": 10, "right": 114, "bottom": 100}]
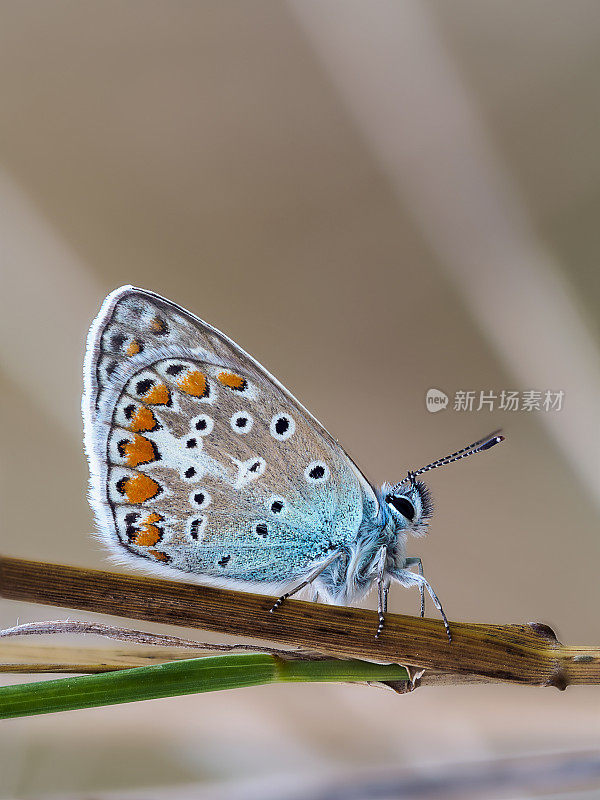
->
[
  {"left": 0, "top": 167, "right": 101, "bottom": 439},
  {"left": 288, "top": 0, "right": 600, "bottom": 509}
]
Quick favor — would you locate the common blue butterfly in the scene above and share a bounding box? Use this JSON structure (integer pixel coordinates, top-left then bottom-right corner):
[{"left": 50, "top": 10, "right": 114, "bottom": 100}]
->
[{"left": 83, "top": 287, "right": 503, "bottom": 641}]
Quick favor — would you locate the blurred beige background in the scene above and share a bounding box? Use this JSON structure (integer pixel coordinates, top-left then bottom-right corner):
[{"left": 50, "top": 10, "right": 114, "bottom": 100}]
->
[{"left": 0, "top": 1, "right": 599, "bottom": 797}]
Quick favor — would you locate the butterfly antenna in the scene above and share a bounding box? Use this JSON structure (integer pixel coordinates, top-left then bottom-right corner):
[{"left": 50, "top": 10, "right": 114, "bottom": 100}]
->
[{"left": 396, "top": 430, "right": 504, "bottom": 490}]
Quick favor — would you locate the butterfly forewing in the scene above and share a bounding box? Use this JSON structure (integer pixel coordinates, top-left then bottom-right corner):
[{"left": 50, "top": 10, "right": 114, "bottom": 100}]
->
[{"left": 83, "top": 287, "right": 378, "bottom": 591}]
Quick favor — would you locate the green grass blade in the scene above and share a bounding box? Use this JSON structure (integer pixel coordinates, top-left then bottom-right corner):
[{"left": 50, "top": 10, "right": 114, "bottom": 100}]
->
[{"left": 0, "top": 655, "right": 410, "bottom": 719}]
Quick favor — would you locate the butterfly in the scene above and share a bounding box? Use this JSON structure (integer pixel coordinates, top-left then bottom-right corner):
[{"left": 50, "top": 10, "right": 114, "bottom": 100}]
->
[{"left": 83, "top": 286, "right": 503, "bottom": 641}]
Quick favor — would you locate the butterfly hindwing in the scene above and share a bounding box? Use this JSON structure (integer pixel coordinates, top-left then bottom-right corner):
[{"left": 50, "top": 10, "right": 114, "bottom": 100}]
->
[{"left": 83, "top": 286, "right": 378, "bottom": 591}]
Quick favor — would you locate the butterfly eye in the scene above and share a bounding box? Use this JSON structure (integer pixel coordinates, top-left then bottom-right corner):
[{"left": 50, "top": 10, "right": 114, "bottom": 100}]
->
[{"left": 385, "top": 494, "right": 416, "bottom": 521}]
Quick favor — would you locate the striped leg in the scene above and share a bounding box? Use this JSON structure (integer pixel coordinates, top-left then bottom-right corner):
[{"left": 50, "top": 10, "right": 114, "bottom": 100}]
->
[
  {"left": 270, "top": 551, "right": 340, "bottom": 613},
  {"left": 375, "top": 546, "right": 389, "bottom": 639},
  {"left": 395, "top": 568, "right": 452, "bottom": 642},
  {"left": 404, "top": 556, "right": 425, "bottom": 617}
]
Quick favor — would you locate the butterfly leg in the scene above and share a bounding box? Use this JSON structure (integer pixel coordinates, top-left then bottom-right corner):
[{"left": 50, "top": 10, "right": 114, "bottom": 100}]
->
[
  {"left": 382, "top": 585, "right": 389, "bottom": 614},
  {"left": 375, "top": 546, "right": 389, "bottom": 639},
  {"left": 395, "top": 568, "right": 452, "bottom": 642},
  {"left": 270, "top": 551, "right": 341, "bottom": 613},
  {"left": 404, "top": 557, "right": 425, "bottom": 618}
]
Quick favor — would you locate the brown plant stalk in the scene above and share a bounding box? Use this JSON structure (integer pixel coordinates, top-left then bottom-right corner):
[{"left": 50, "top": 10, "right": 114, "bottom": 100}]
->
[{"left": 0, "top": 556, "right": 598, "bottom": 688}]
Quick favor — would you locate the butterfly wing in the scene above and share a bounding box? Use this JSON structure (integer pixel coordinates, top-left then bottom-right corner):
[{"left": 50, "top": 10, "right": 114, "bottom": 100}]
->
[{"left": 83, "top": 286, "right": 379, "bottom": 592}]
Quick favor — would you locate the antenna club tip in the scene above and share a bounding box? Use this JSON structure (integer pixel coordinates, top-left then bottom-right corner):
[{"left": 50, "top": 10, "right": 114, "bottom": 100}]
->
[{"left": 478, "top": 434, "right": 505, "bottom": 451}]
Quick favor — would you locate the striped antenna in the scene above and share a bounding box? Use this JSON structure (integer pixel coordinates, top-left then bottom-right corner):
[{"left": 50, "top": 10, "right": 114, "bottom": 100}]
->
[{"left": 395, "top": 430, "right": 504, "bottom": 490}]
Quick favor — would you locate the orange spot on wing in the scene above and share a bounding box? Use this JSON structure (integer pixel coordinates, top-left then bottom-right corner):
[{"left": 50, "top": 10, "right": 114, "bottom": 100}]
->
[
  {"left": 148, "top": 549, "right": 170, "bottom": 562},
  {"left": 132, "top": 512, "right": 163, "bottom": 547},
  {"left": 120, "top": 474, "right": 161, "bottom": 503},
  {"left": 129, "top": 407, "right": 159, "bottom": 433},
  {"left": 133, "top": 530, "right": 160, "bottom": 546},
  {"left": 143, "top": 384, "right": 171, "bottom": 405},
  {"left": 178, "top": 370, "right": 209, "bottom": 398},
  {"left": 122, "top": 434, "right": 158, "bottom": 467},
  {"left": 127, "top": 340, "right": 141, "bottom": 356},
  {"left": 150, "top": 316, "right": 168, "bottom": 335},
  {"left": 217, "top": 371, "right": 247, "bottom": 391}
]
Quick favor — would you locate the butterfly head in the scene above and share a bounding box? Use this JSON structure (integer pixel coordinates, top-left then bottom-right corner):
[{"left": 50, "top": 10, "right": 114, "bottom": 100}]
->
[
  {"left": 382, "top": 430, "right": 505, "bottom": 538},
  {"left": 382, "top": 478, "right": 433, "bottom": 537}
]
